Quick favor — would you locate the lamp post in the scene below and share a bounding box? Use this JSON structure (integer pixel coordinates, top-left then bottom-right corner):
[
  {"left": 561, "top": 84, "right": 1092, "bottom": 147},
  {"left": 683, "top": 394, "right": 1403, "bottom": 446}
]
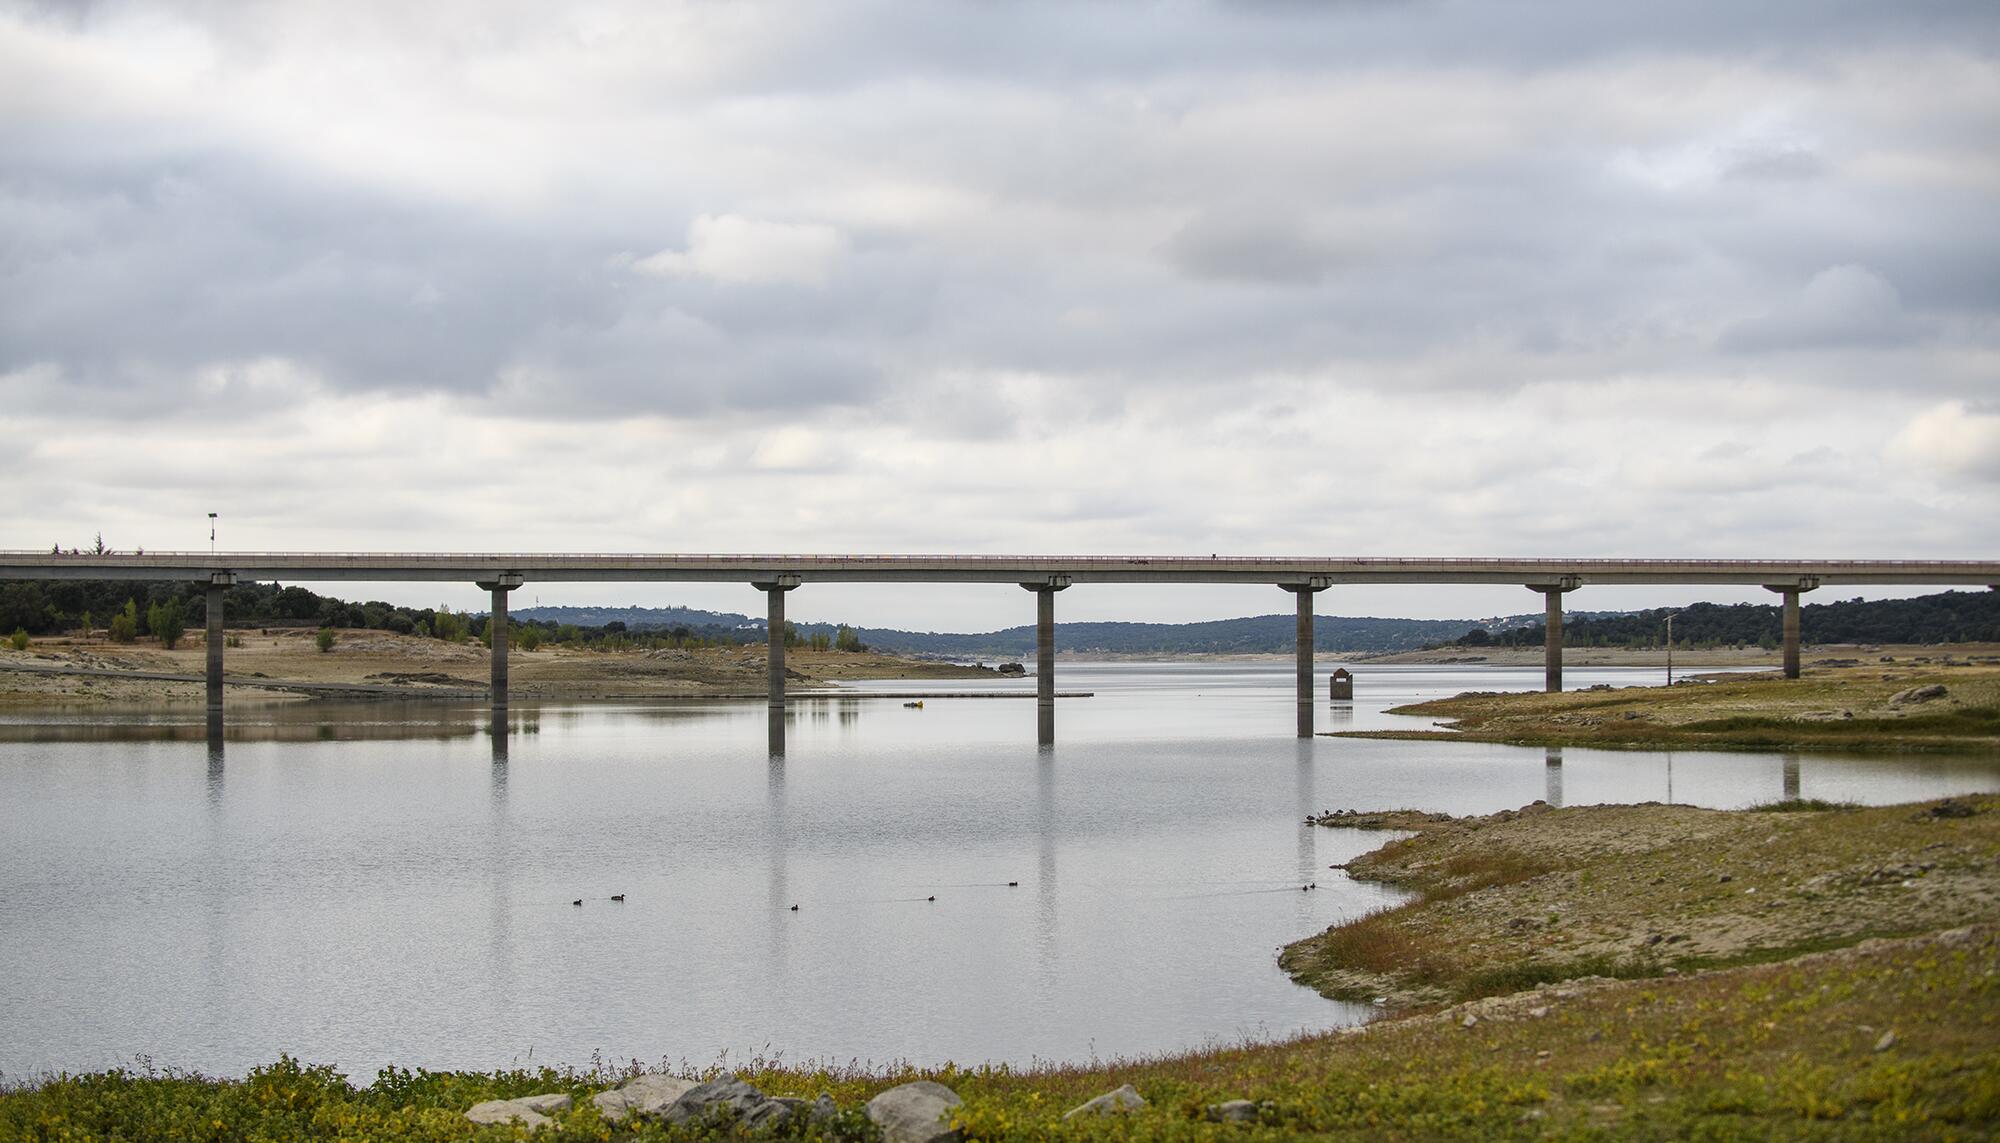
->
[
  {"left": 1665, "top": 611, "right": 1681, "bottom": 686},
  {"left": 208, "top": 512, "right": 217, "bottom": 554}
]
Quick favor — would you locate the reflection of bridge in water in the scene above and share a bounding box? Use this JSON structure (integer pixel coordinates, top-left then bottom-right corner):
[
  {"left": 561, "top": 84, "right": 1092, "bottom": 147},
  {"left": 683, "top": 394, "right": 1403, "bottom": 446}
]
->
[
  {"left": 1541, "top": 747, "right": 1806, "bottom": 808},
  {"left": 8, "top": 552, "right": 1995, "bottom": 752}
]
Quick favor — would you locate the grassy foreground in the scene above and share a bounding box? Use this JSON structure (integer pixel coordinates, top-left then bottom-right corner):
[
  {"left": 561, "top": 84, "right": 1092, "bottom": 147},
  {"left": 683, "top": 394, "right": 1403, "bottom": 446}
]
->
[
  {"left": 4, "top": 927, "right": 1996, "bottom": 1140},
  {"left": 1339, "top": 665, "right": 2000, "bottom": 751},
  {"left": 7, "top": 799, "right": 1998, "bottom": 1140}
]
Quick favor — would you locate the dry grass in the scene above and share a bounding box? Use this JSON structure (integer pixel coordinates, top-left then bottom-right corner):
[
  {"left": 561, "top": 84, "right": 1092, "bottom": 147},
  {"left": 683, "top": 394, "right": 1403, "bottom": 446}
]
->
[
  {"left": 1339, "top": 664, "right": 2000, "bottom": 751},
  {"left": 1285, "top": 796, "right": 2000, "bottom": 1013}
]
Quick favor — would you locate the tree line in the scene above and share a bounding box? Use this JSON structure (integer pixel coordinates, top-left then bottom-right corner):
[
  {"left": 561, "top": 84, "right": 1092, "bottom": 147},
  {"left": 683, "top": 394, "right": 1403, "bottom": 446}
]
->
[
  {"left": 0, "top": 578, "right": 868, "bottom": 654},
  {"left": 1440, "top": 590, "right": 2000, "bottom": 650}
]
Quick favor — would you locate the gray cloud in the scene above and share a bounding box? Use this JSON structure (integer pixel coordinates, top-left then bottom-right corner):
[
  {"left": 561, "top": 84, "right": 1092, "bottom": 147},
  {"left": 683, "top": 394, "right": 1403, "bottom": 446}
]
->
[
  {"left": 1, "top": 0, "right": 1995, "bottom": 620},
  {"left": 1718, "top": 265, "right": 1921, "bottom": 353}
]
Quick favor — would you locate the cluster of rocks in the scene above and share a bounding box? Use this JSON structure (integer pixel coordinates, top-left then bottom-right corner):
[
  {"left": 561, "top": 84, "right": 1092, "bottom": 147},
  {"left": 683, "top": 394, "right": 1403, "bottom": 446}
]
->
[
  {"left": 468, "top": 1075, "right": 1280, "bottom": 1137},
  {"left": 1891, "top": 683, "right": 1949, "bottom": 706},
  {"left": 362, "top": 671, "right": 472, "bottom": 686},
  {"left": 468, "top": 1074, "right": 838, "bottom": 1134},
  {"left": 1307, "top": 808, "right": 1455, "bottom": 829}
]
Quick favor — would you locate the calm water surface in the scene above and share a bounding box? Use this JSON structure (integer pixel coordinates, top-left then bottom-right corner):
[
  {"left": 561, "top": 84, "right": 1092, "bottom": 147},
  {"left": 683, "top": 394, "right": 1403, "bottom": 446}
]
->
[{"left": 3, "top": 661, "right": 1996, "bottom": 1080}]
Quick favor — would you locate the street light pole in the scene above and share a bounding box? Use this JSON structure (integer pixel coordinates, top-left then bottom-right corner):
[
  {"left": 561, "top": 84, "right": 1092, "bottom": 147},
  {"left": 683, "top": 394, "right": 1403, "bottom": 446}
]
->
[
  {"left": 1665, "top": 611, "right": 1680, "bottom": 686},
  {"left": 208, "top": 512, "right": 217, "bottom": 554}
]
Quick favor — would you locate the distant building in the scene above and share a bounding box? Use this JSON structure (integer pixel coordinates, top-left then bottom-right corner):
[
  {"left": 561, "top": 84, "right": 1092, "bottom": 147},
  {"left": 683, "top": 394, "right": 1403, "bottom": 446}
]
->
[{"left": 1328, "top": 667, "right": 1354, "bottom": 701}]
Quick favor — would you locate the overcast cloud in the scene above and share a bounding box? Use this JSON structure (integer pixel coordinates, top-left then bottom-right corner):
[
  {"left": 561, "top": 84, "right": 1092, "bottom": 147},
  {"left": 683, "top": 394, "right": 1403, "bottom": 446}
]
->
[{"left": 2, "top": 0, "right": 1996, "bottom": 628}]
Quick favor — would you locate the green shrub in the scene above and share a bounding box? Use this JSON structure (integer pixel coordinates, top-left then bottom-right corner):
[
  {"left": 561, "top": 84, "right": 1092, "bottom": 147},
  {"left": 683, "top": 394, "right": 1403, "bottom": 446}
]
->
[
  {"left": 316, "top": 627, "right": 336, "bottom": 653},
  {"left": 108, "top": 599, "right": 138, "bottom": 643},
  {"left": 514, "top": 625, "right": 542, "bottom": 652},
  {"left": 146, "top": 599, "right": 186, "bottom": 650},
  {"left": 431, "top": 609, "right": 466, "bottom": 642},
  {"left": 8, "top": 627, "right": 26, "bottom": 651}
]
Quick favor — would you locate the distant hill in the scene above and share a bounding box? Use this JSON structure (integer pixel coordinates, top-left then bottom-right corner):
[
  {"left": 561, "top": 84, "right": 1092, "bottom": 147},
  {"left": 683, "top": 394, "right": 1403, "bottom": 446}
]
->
[
  {"left": 512, "top": 604, "right": 1543, "bottom": 654},
  {"left": 514, "top": 590, "right": 2000, "bottom": 656},
  {"left": 512, "top": 604, "right": 760, "bottom": 630}
]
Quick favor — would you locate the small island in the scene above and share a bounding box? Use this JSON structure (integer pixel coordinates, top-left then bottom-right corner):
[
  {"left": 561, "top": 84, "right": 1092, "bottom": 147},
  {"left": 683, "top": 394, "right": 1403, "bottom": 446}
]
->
[{"left": 1336, "top": 659, "right": 2000, "bottom": 751}]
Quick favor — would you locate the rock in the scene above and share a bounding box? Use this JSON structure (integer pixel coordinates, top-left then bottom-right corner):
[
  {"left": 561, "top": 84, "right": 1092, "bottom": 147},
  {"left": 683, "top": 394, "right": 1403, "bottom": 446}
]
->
[
  {"left": 515, "top": 1093, "right": 572, "bottom": 1115},
  {"left": 465, "top": 1096, "right": 562, "bottom": 1129},
  {"left": 1064, "top": 1084, "right": 1146, "bottom": 1119},
  {"left": 996, "top": 662, "right": 1026, "bottom": 676},
  {"left": 660, "top": 1075, "right": 789, "bottom": 1129},
  {"left": 1461, "top": 1014, "right": 1479, "bottom": 1028},
  {"left": 867, "top": 1081, "right": 962, "bottom": 1143},
  {"left": 1528, "top": 1006, "right": 1550, "bottom": 1019},
  {"left": 1875, "top": 1030, "right": 1898, "bottom": 1052},
  {"left": 593, "top": 1074, "right": 700, "bottom": 1123},
  {"left": 1925, "top": 798, "right": 1979, "bottom": 820},
  {"left": 1205, "top": 1099, "right": 1260, "bottom": 1123},
  {"left": 1891, "top": 684, "right": 1948, "bottom": 705}
]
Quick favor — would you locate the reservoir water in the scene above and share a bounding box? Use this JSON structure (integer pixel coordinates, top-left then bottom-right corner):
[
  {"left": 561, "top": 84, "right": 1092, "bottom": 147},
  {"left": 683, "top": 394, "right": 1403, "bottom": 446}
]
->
[{"left": 3, "top": 661, "right": 1996, "bottom": 1081}]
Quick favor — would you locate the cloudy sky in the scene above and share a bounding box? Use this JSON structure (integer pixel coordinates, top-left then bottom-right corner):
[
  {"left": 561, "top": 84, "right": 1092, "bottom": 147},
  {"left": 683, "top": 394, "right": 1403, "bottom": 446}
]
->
[{"left": 3, "top": 0, "right": 1997, "bottom": 629}]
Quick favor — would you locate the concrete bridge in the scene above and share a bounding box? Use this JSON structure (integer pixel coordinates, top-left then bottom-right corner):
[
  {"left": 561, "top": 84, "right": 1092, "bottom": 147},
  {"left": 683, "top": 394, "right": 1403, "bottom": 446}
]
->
[{"left": 5, "top": 552, "right": 1997, "bottom": 747}]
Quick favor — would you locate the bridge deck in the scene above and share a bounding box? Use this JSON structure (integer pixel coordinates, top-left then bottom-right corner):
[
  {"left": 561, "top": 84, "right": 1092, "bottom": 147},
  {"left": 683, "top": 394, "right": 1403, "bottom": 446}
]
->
[{"left": 3, "top": 552, "right": 1997, "bottom": 586}]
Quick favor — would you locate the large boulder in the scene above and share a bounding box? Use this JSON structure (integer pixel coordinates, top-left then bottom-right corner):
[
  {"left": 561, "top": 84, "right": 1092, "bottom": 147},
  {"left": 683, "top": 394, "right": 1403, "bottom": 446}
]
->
[
  {"left": 1892, "top": 684, "right": 1948, "bottom": 705},
  {"left": 866, "top": 1080, "right": 963, "bottom": 1143},
  {"left": 1205, "top": 1099, "right": 1261, "bottom": 1123},
  {"left": 660, "top": 1074, "right": 795, "bottom": 1131},
  {"left": 465, "top": 1093, "right": 570, "bottom": 1129},
  {"left": 1063, "top": 1084, "right": 1146, "bottom": 1119},
  {"left": 592, "top": 1074, "right": 700, "bottom": 1123}
]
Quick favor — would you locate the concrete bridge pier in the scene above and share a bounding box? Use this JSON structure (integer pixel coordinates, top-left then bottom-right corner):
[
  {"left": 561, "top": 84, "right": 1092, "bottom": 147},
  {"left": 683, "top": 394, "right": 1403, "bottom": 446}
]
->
[
  {"left": 205, "top": 572, "right": 236, "bottom": 715},
  {"left": 476, "top": 574, "right": 524, "bottom": 711},
  {"left": 1021, "top": 576, "right": 1071, "bottom": 746},
  {"left": 753, "top": 575, "right": 802, "bottom": 754},
  {"left": 1282, "top": 577, "right": 1332, "bottom": 737},
  {"left": 1762, "top": 577, "right": 1819, "bottom": 679},
  {"left": 1529, "top": 576, "right": 1581, "bottom": 693}
]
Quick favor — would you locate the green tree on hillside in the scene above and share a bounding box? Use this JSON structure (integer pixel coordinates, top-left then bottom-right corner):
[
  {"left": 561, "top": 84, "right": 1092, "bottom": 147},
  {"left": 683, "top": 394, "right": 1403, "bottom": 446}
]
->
[
  {"left": 108, "top": 599, "right": 138, "bottom": 643},
  {"left": 147, "top": 599, "right": 186, "bottom": 649},
  {"left": 432, "top": 609, "right": 467, "bottom": 642}
]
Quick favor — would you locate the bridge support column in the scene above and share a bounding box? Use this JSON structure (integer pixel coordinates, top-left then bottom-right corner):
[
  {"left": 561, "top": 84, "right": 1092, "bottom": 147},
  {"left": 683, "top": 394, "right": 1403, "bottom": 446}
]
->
[
  {"left": 1021, "top": 576, "right": 1072, "bottom": 746},
  {"left": 1283, "top": 577, "right": 1332, "bottom": 737},
  {"left": 476, "top": 573, "right": 524, "bottom": 712},
  {"left": 1762, "top": 577, "right": 1819, "bottom": 679},
  {"left": 1528, "top": 577, "right": 1581, "bottom": 693},
  {"left": 205, "top": 572, "right": 235, "bottom": 715},
  {"left": 753, "top": 575, "right": 802, "bottom": 754}
]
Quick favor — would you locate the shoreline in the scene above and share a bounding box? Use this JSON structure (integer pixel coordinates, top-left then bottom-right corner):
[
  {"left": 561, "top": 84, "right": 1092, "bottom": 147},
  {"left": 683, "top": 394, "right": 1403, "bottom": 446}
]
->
[
  {"left": 0, "top": 631, "right": 1007, "bottom": 708},
  {"left": 1333, "top": 661, "right": 2000, "bottom": 752},
  {"left": 1283, "top": 795, "right": 2000, "bottom": 1012}
]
